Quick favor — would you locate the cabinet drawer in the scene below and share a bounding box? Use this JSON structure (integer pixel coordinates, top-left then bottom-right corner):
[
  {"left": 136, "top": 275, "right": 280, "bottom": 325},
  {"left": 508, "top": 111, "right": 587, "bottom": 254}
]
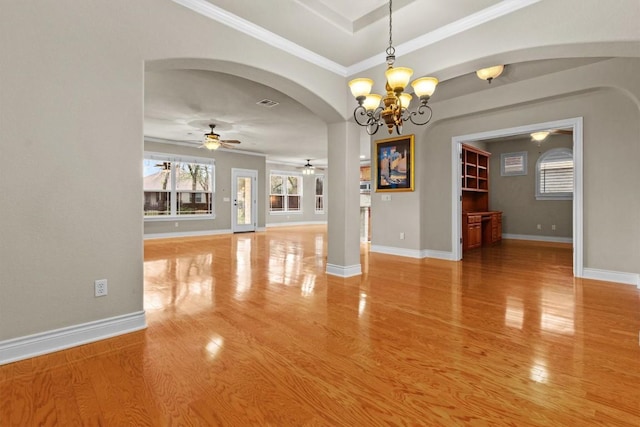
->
[{"left": 468, "top": 215, "right": 481, "bottom": 224}]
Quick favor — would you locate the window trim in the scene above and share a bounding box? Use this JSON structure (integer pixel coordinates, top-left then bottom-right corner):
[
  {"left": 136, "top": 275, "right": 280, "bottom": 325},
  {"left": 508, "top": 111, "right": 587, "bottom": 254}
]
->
[
  {"left": 535, "top": 148, "right": 573, "bottom": 201},
  {"left": 269, "top": 171, "right": 303, "bottom": 214},
  {"left": 143, "top": 152, "right": 216, "bottom": 221}
]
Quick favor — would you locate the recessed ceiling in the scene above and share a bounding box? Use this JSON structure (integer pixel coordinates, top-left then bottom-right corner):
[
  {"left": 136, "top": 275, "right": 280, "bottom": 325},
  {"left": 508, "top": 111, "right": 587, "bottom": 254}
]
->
[
  {"left": 147, "top": 2, "right": 607, "bottom": 166},
  {"left": 198, "top": 0, "right": 507, "bottom": 66}
]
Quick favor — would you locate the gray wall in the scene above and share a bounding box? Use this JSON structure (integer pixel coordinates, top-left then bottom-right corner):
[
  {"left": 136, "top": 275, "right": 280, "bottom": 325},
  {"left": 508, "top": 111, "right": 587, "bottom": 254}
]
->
[
  {"left": 265, "top": 163, "right": 328, "bottom": 225},
  {"left": 487, "top": 135, "right": 573, "bottom": 238},
  {"left": 0, "top": 0, "right": 344, "bottom": 342},
  {"left": 144, "top": 141, "right": 267, "bottom": 236},
  {"left": 371, "top": 58, "right": 640, "bottom": 278}
]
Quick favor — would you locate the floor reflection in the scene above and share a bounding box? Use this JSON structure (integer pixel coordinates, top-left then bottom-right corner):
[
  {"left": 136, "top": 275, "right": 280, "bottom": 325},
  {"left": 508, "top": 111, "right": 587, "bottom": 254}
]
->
[{"left": 138, "top": 228, "right": 639, "bottom": 425}]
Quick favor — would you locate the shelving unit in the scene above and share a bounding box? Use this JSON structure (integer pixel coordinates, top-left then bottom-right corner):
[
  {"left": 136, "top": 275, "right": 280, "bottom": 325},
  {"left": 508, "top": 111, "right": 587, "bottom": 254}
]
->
[
  {"left": 462, "top": 145, "right": 489, "bottom": 192},
  {"left": 461, "top": 144, "right": 502, "bottom": 251}
]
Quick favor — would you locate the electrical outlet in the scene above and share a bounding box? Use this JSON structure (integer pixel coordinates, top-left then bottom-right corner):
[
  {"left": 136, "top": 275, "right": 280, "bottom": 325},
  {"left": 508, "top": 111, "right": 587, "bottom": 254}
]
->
[
  {"left": 552, "top": 224, "right": 556, "bottom": 231},
  {"left": 95, "top": 279, "right": 108, "bottom": 297},
  {"left": 400, "top": 232, "right": 405, "bottom": 240},
  {"left": 537, "top": 224, "right": 542, "bottom": 230}
]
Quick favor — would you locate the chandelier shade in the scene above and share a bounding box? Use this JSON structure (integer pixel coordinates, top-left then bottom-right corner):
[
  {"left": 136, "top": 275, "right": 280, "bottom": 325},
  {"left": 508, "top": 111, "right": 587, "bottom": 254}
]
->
[
  {"left": 348, "top": 78, "right": 374, "bottom": 98},
  {"left": 348, "top": 0, "right": 439, "bottom": 135},
  {"left": 411, "top": 77, "right": 439, "bottom": 98},
  {"left": 385, "top": 67, "right": 413, "bottom": 92},
  {"left": 363, "top": 94, "right": 383, "bottom": 111}
]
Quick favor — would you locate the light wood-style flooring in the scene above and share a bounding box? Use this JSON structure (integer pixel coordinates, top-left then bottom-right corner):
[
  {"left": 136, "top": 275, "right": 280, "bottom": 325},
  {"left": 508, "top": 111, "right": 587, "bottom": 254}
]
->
[{"left": 1, "top": 225, "right": 639, "bottom": 425}]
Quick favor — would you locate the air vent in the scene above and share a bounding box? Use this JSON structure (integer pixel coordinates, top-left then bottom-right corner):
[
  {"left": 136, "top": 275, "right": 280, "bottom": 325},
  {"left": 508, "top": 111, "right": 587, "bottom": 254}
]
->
[{"left": 256, "top": 99, "right": 279, "bottom": 107}]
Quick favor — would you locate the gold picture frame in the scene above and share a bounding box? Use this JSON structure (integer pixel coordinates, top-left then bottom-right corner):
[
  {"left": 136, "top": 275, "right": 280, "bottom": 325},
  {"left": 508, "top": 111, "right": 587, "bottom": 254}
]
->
[{"left": 374, "top": 134, "right": 415, "bottom": 192}]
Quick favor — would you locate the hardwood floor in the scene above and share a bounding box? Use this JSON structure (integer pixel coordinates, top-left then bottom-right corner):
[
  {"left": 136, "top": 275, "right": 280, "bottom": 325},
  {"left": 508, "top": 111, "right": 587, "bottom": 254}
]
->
[{"left": 1, "top": 226, "right": 639, "bottom": 425}]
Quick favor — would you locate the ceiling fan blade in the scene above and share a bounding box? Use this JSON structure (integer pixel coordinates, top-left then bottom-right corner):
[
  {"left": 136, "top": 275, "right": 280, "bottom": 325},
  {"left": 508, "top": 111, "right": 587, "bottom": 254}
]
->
[
  {"left": 552, "top": 129, "right": 573, "bottom": 135},
  {"left": 220, "top": 139, "right": 241, "bottom": 144}
]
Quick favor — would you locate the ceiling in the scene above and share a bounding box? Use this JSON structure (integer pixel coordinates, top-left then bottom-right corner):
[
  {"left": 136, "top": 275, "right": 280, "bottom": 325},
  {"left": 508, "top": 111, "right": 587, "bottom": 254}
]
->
[{"left": 144, "top": 0, "right": 598, "bottom": 167}]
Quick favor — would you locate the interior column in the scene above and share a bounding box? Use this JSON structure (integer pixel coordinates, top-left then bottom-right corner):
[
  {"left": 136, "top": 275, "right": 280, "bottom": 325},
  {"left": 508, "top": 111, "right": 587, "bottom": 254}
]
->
[{"left": 326, "top": 121, "right": 362, "bottom": 277}]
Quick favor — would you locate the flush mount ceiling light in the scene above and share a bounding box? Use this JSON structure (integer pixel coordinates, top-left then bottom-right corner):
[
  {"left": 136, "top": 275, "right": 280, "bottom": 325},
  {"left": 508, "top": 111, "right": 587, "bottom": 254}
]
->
[
  {"left": 476, "top": 65, "right": 505, "bottom": 83},
  {"left": 348, "top": 0, "right": 439, "bottom": 135}
]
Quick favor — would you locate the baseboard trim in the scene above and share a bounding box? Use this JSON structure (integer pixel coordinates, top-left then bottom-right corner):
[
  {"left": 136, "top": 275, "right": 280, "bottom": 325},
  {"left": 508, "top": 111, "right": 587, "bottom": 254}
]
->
[
  {"left": 582, "top": 268, "right": 640, "bottom": 287},
  {"left": 266, "top": 221, "right": 327, "bottom": 228},
  {"left": 503, "top": 233, "right": 573, "bottom": 244},
  {"left": 420, "top": 249, "right": 457, "bottom": 261},
  {"left": 0, "top": 311, "right": 147, "bottom": 365},
  {"left": 370, "top": 245, "right": 422, "bottom": 259},
  {"left": 326, "top": 263, "right": 362, "bottom": 277},
  {"left": 144, "top": 229, "right": 232, "bottom": 239}
]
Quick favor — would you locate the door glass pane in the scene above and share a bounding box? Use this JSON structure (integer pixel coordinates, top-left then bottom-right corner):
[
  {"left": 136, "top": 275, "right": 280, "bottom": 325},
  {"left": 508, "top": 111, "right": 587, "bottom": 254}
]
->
[{"left": 236, "top": 176, "right": 252, "bottom": 225}]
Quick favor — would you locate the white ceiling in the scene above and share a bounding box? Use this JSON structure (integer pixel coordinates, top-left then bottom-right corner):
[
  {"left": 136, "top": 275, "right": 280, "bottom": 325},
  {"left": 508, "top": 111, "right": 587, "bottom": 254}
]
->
[
  {"left": 144, "top": 70, "right": 328, "bottom": 165},
  {"left": 199, "top": 0, "right": 505, "bottom": 66},
  {"left": 144, "top": 0, "right": 605, "bottom": 167}
]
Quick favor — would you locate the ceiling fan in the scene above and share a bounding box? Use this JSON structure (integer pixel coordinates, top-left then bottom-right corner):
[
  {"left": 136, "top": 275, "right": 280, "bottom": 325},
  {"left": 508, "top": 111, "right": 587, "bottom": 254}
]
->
[
  {"left": 297, "top": 159, "right": 324, "bottom": 175},
  {"left": 200, "top": 124, "right": 241, "bottom": 150},
  {"left": 530, "top": 128, "right": 572, "bottom": 145}
]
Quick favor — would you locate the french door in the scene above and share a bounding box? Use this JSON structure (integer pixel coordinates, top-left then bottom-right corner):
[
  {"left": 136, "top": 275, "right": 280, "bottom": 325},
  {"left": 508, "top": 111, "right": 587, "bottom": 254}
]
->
[{"left": 231, "top": 169, "right": 258, "bottom": 233}]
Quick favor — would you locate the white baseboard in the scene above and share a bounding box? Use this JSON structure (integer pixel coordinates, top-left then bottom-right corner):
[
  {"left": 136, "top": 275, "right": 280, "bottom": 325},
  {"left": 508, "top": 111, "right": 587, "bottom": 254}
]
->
[
  {"left": 326, "top": 263, "right": 362, "bottom": 277},
  {"left": 582, "top": 268, "right": 640, "bottom": 287},
  {"left": 420, "top": 249, "right": 457, "bottom": 261},
  {"left": 0, "top": 311, "right": 147, "bottom": 365},
  {"left": 370, "top": 245, "right": 455, "bottom": 261},
  {"left": 503, "top": 233, "right": 573, "bottom": 244},
  {"left": 144, "top": 229, "right": 232, "bottom": 239},
  {"left": 266, "top": 221, "right": 327, "bottom": 228},
  {"left": 370, "top": 245, "right": 423, "bottom": 259}
]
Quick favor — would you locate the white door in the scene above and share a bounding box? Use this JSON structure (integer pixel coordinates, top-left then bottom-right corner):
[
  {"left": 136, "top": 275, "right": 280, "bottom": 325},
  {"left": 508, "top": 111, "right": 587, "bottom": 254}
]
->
[{"left": 231, "top": 168, "right": 258, "bottom": 233}]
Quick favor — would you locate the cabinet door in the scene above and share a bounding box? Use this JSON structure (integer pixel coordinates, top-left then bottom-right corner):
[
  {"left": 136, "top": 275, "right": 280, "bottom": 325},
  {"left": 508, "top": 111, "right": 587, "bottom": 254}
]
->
[{"left": 469, "top": 224, "right": 481, "bottom": 248}]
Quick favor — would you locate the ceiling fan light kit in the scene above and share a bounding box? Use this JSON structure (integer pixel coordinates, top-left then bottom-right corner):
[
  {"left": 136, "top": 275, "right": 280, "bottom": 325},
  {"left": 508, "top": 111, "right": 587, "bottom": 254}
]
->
[
  {"left": 348, "top": 0, "right": 439, "bottom": 135},
  {"left": 201, "top": 124, "right": 241, "bottom": 150},
  {"left": 302, "top": 159, "right": 315, "bottom": 175}
]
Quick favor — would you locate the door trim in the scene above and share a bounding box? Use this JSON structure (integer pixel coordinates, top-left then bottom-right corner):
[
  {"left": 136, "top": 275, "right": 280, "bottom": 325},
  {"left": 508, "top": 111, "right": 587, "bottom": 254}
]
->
[{"left": 451, "top": 117, "right": 583, "bottom": 277}]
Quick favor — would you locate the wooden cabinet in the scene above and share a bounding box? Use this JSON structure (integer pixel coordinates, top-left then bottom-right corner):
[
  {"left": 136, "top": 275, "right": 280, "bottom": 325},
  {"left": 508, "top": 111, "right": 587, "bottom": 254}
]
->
[
  {"left": 464, "top": 212, "right": 502, "bottom": 251},
  {"left": 461, "top": 144, "right": 501, "bottom": 251},
  {"left": 464, "top": 214, "right": 482, "bottom": 250}
]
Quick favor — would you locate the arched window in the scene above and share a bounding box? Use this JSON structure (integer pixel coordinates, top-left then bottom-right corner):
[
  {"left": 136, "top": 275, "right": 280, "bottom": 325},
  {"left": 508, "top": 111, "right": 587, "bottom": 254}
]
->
[{"left": 536, "top": 148, "right": 573, "bottom": 200}]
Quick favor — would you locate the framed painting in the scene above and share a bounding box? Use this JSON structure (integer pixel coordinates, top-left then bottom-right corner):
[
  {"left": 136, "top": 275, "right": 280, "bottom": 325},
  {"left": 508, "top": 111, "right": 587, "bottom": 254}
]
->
[{"left": 374, "top": 134, "right": 415, "bottom": 192}]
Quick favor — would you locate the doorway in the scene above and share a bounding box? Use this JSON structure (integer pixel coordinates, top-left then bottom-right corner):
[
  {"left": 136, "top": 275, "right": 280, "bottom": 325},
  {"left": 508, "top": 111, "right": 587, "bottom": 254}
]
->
[
  {"left": 232, "top": 168, "right": 258, "bottom": 233},
  {"left": 451, "top": 117, "right": 583, "bottom": 277}
]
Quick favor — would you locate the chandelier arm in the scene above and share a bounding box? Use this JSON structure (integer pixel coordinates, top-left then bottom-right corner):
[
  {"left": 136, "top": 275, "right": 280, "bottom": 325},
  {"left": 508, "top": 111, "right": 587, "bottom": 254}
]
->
[
  {"left": 366, "top": 121, "right": 380, "bottom": 135},
  {"left": 354, "top": 106, "right": 383, "bottom": 129},
  {"left": 406, "top": 104, "right": 434, "bottom": 126},
  {"left": 353, "top": 105, "right": 373, "bottom": 127}
]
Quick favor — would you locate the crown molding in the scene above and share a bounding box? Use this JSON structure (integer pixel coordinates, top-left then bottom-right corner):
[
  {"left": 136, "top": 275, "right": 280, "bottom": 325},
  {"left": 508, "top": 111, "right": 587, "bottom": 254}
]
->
[
  {"left": 347, "top": 0, "right": 542, "bottom": 75},
  {"left": 172, "top": 0, "right": 348, "bottom": 76},
  {"left": 172, "top": 0, "right": 541, "bottom": 78}
]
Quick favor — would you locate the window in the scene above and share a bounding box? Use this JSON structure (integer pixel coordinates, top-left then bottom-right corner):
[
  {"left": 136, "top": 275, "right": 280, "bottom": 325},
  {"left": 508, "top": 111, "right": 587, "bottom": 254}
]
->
[
  {"left": 501, "top": 151, "right": 528, "bottom": 176},
  {"left": 143, "top": 153, "right": 214, "bottom": 218},
  {"left": 315, "top": 175, "right": 324, "bottom": 214},
  {"left": 270, "top": 172, "right": 301, "bottom": 213},
  {"left": 536, "top": 148, "right": 573, "bottom": 200}
]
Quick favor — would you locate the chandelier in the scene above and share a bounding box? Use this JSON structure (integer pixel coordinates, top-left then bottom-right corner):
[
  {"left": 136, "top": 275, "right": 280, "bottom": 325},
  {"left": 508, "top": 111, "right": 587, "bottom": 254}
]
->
[{"left": 348, "top": 0, "right": 439, "bottom": 135}]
